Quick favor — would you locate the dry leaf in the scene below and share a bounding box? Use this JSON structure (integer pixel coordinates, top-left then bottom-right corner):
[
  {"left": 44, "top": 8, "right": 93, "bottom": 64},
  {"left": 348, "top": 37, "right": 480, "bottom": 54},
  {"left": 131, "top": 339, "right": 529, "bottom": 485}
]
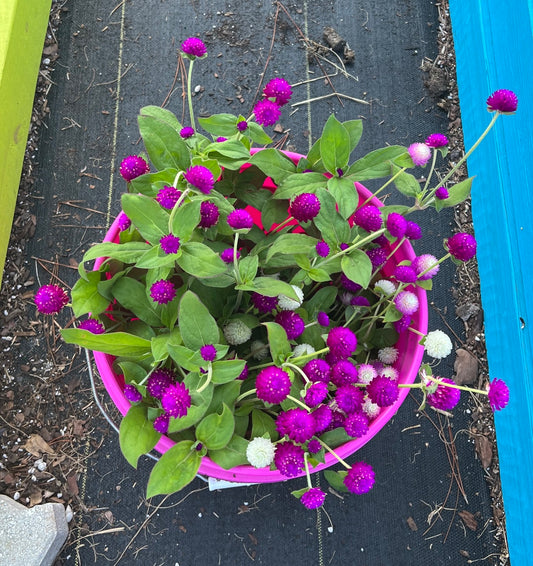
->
[
  {"left": 67, "top": 473, "right": 79, "bottom": 496},
  {"left": 23, "top": 434, "right": 55, "bottom": 457},
  {"left": 406, "top": 516, "right": 418, "bottom": 531},
  {"left": 28, "top": 487, "right": 43, "bottom": 507},
  {"left": 475, "top": 435, "right": 493, "bottom": 468},
  {"left": 453, "top": 349, "right": 478, "bottom": 385},
  {"left": 458, "top": 510, "right": 478, "bottom": 531}
]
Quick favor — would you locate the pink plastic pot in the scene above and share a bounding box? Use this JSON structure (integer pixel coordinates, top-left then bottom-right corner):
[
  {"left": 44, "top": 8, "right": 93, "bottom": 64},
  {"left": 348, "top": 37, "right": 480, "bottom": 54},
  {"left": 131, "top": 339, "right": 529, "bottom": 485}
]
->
[{"left": 93, "top": 150, "right": 428, "bottom": 483}]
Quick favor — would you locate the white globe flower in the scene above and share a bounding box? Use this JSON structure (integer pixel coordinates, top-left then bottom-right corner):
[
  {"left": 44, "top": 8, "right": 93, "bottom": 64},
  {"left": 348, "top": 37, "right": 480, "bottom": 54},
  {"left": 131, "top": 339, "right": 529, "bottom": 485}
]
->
[
  {"left": 424, "top": 330, "right": 453, "bottom": 359},
  {"left": 293, "top": 343, "right": 315, "bottom": 358},
  {"left": 374, "top": 279, "right": 396, "bottom": 296},
  {"left": 246, "top": 437, "right": 276, "bottom": 468},
  {"left": 278, "top": 285, "right": 304, "bottom": 310},
  {"left": 250, "top": 340, "right": 269, "bottom": 360},
  {"left": 381, "top": 366, "right": 399, "bottom": 381},
  {"left": 363, "top": 396, "right": 381, "bottom": 418},
  {"left": 223, "top": 320, "right": 252, "bottom": 345},
  {"left": 378, "top": 346, "right": 399, "bottom": 364}
]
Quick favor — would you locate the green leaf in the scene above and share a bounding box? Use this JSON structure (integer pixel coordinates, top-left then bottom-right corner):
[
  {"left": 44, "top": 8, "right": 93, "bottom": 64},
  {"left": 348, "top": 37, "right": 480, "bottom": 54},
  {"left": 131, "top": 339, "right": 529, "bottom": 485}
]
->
[
  {"left": 119, "top": 405, "right": 161, "bottom": 468},
  {"left": 236, "top": 277, "right": 300, "bottom": 300},
  {"left": 208, "top": 435, "right": 249, "bottom": 469},
  {"left": 121, "top": 193, "right": 169, "bottom": 244},
  {"left": 392, "top": 164, "right": 422, "bottom": 198},
  {"left": 61, "top": 329, "right": 151, "bottom": 357},
  {"left": 436, "top": 177, "right": 473, "bottom": 210},
  {"left": 319, "top": 427, "right": 352, "bottom": 448},
  {"left": 151, "top": 332, "right": 179, "bottom": 363},
  {"left": 238, "top": 255, "right": 259, "bottom": 284},
  {"left": 265, "top": 233, "right": 318, "bottom": 262},
  {"left": 140, "top": 105, "right": 182, "bottom": 131},
  {"left": 246, "top": 121, "right": 272, "bottom": 145},
  {"left": 112, "top": 277, "right": 163, "bottom": 327},
  {"left": 129, "top": 168, "right": 178, "bottom": 197},
  {"left": 138, "top": 114, "right": 190, "bottom": 171},
  {"left": 263, "top": 321, "right": 291, "bottom": 362},
  {"left": 166, "top": 343, "right": 203, "bottom": 371},
  {"left": 178, "top": 291, "right": 220, "bottom": 350},
  {"left": 170, "top": 199, "right": 202, "bottom": 241},
  {"left": 198, "top": 113, "right": 238, "bottom": 137},
  {"left": 314, "top": 187, "right": 351, "bottom": 244},
  {"left": 304, "top": 285, "right": 338, "bottom": 317},
  {"left": 177, "top": 242, "right": 228, "bottom": 278},
  {"left": 204, "top": 139, "right": 250, "bottom": 161},
  {"left": 207, "top": 381, "right": 242, "bottom": 414},
  {"left": 70, "top": 271, "right": 110, "bottom": 317},
  {"left": 343, "top": 119, "right": 363, "bottom": 154},
  {"left": 323, "top": 469, "right": 349, "bottom": 493},
  {"left": 251, "top": 409, "right": 278, "bottom": 440},
  {"left": 273, "top": 172, "right": 327, "bottom": 200},
  {"left": 211, "top": 359, "right": 246, "bottom": 384},
  {"left": 261, "top": 197, "right": 289, "bottom": 232},
  {"left": 347, "top": 146, "right": 407, "bottom": 181},
  {"left": 118, "top": 361, "right": 148, "bottom": 384},
  {"left": 341, "top": 251, "right": 373, "bottom": 289},
  {"left": 307, "top": 268, "right": 331, "bottom": 282},
  {"left": 81, "top": 241, "right": 151, "bottom": 264},
  {"left": 249, "top": 149, "right": 297, "bottom": 185},
  {"left": 320, "top": 114, "right": 351, "bottom": 174},
  {"left": 195, "top": 403, "right": 235, "bottom": 450},
  {"left": 146, "top": 441, "right": 202, "bottom": 498},
  {"left": 327, "top": 176, "right": 358, "bottom": 219},
  {"left": 135, "top": 246, "right": 180, "bottom": 269},
  {"left": 167, "top": 373, "right": 214, "bottom": 433}
]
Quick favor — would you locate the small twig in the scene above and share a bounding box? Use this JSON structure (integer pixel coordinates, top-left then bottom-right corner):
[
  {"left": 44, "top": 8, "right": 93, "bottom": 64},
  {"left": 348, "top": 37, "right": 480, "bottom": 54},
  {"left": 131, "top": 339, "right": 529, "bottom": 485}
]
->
[{"left": 291, "top": 92, "right": 369, "bottom": 108}]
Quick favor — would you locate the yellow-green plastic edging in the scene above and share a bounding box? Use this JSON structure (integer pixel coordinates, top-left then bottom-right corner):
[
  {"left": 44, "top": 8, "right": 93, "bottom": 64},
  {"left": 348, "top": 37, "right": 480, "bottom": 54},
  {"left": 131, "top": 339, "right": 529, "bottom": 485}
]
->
[{"left": 0, "top": 0, "right": 52, "bottom": 285}]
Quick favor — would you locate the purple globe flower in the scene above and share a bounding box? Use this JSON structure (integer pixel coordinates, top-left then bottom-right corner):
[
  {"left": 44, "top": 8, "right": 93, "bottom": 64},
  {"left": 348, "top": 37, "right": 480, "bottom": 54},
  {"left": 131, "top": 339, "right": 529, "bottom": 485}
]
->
[
  {"left": 253, "top": 99, "right": 281, "bottom": 126},
  {"left": 263, "top": 77, "right": 292, "bottom": 106},
  {"left": 304, "top": 381, "right": 329, "bottom": 408},
  {"left": 256, "top": 367, "right": 291, "bottom": 404},
  {"left": 303, "top": 359, "right": 331, "bottom": 383},
  {"left": 393, "top": 265, "right": 417, "bottom": 284},
  {"left": 335, "top": 385, "right": 365, "bottom": 414},
  {"left": 161, "top": 382, "right": 192, "bottom": 418},
  {"left": 447, "top": 233, "right": 477, "bottom": 262},
  {"left": 181, "top": 37, "right": 207, "bottom": 58},
  {"left": 367, "top": 376, "right": 399, "bottom": 407},
  {"left": 435, "top": 186, "right": 449, "bottom": 200},
  {"left": 160, "top": 234, "right": 181, "bottom": 254},
  {"left": 307, "top": 439, "right": 321, "bottom": 454},
  {"left": 405, "top": 221, "right": 422, "bottom": 240},
  {"left": 78, "top": 318, "right": 105, "bottom": 334},
  {"left": 366, "top": 248, "right": 387, "bottom": 269},
  {"left": 301, "top": 488, "right": 326, "bottom": 509},
  {"left": 339, "top": 243, "right": 349, "bottom": 251},
  {"left": 327, "top": 326, "right": 357, "bottom": 358},
  {"left": 317, "top": 311, "right": 330, "bottom": 327},
  {"left": 220, "top": 248, "right": 240, "bottom": 263},
  {"left": 290, "top": 193, "right": 321, "bottom": 222},
  {"left": 251, "top": 292, "right": 279, "bottom": 313},
  {"left": 180, "top": 126, "right": 195, "bottom": 139},
  {"left": 118, "top": 212, "right": 131, "bottom": 231},
  {"left": 427, "top": 377, "right": 461, "bottom": 411},
  {"left": 150, "top": 279, "right": 176, "bottom": 304},
  {"left": 200, "top": 344, "right": 217, "bottom": 362},
  {"left": 275, "top": 310, "right": 305, "bottom": 340},
  {"left": 153, "top": 413, "right": 170, "bottom": 434},
  {"left": 227, "top": 209, "right": 254, "bottom": 230},
  {"left": 274, "top": 441, "right": 305, "bottom": 477},
  {"left": 412, "top": 254, "right": 439, "bottom": 280},
  {"left": 394, "top": 290, "right": 419, "bottom": 316},
  {"left": 386, "top": 212, "right": 407, "bottom": 238},
  {"left": 340, "top": 274, "right": 362, "bottom": 293},
  {"left": 487, "top": 378, "right": 510, "bottom": 411},
  {"left": 236, "top": 120, "right": 248, "bottom": 132},
  {"left": 393, "top": 314, "right": 412, "bottom": 333},
  {"left": 408, "top": 142, "right": 432, "bottom": 167},
  {"left": 147, "top": 369, "right": 176, "bottom": 399},
  {"left": 487, "top": 89, "right": 518, "bottom": 114},
  {"left": 156, "top": 186, "right": 182, "bottom": 209},
  {"left": 198, "top": 201, "right": 219, "bottom": 228},
  {"left": 184, "top": 165, "right": 215, "bottom": 194},
  {"left": 353, "top": 205, "right": 382, "bottom": 232},
  {"left": 344, "top": 411, "right": 369, "bottom": 438},
  {"left": 34, "top": 285, "right": 69, "bottom": 314},
  {"left": 237, "top": 363, "right": 249, "bottom": 381},
  {"left": 312, "top": 404, "right": 333, "bottom": 434},
  {"left": 119, "top": 155, "right": 149, "bottom": 181},
  {"left": 124, "top": 384, "right": 142, "bottom": 403},
  {"left": 276, "top": 408, "right": 315, "bottom": 443},
  {"left": 331, "top": 360, "right": 359, "bottom": 386},
  {"left": 316, "top": 240, "right": 330, "bottom": 257},
  {"left": 425, "top": 133, "right": 449, "bottom": 148},
  {"left": 343, "top": 462, "right": 375, "bottom": 494},
  {"left": 350, "top": 296, "right": 370, "bottom": 307}
]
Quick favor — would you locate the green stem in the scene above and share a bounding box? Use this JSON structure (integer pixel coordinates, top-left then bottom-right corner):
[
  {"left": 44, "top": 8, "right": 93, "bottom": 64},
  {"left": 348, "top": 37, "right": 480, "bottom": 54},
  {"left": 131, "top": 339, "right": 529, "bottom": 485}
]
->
[
  {"left": 304, "top": 453, "right": 313, "bottom": 489},
  {"left": 168, "top": 188, "right": 190, "bottom": 232},
  {"left": 287, "top": 394, "right": 311, "bottom": 411},
  {"left": 317, "top": 438, "right": 351, "bottom": 469},
  {"left": 197, "top": 363, "right": 213, "bottom": 393},
  {"left": 360, "top": 167, "right": 407, "bottom": 207},
  {"left": 423, "top": 375, "right": 488, "bottom": 396},
  {"left": 187, "top": 59, "right": 196, "bottom": 130},
  {"left": 236, "top": 388, "right": 257, "bottom": 404},
  {"left": 283, "top": 362, "right": 310, "bottom": 384},
  {"left": 316, "top": 228, "right": 386, "bottom": 270}
]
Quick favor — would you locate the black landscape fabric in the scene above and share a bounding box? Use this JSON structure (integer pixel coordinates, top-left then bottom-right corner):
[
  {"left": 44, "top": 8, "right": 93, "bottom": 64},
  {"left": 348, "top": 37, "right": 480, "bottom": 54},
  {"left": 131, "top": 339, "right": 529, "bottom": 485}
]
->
[{"left": 25, "top": 1, "right": 495, "bottom": 564}]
